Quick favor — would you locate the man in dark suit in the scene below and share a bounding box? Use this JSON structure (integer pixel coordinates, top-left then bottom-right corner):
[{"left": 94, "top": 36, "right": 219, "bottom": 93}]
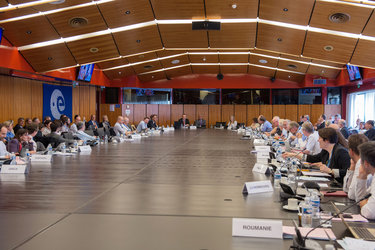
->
[
  {"left": 148, "top": 114, "right": 158, "bottom": 129},
  {"left": 194, "top": 115, "right": 206, "bottom": 128},
  {"left": 339, "top": 119, "right": 350, "bottom": 139},
  {"left": 13, "top": 117, "right": 24, "bottom": 134},
  {"left": 316, "top": 114, "right": 326, "bottom": 130},
  {"left": 178, "top": 114, "right": 190, "bottom": 128},
  {"left": 365, "top": 120, "right": 375, "bottom": 141}
]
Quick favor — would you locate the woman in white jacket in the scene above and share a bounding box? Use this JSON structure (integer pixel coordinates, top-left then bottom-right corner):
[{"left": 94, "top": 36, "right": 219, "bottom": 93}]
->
[{"left": 227, "top": 116, "right": 237, "bottom": 130}]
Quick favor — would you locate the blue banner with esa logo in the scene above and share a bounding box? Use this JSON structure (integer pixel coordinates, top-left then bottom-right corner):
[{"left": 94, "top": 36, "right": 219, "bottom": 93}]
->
[{"left": 43, "top": 84, "right": 72, "bottom": 121}]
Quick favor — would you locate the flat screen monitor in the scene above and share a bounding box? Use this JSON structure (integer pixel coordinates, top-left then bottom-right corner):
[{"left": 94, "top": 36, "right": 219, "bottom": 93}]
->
[
  {"left": 346, "top": 64, "right": 362, "bottom": 81},
  {"left": 0, "top": 28, "right": 3, "bottom": 44},
  {"left": 77, "top": 64, "right": 95, "bottom": 82}
]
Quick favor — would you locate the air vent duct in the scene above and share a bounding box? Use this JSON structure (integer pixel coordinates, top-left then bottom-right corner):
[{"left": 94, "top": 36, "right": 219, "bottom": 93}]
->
[
  {"left": 329, "top": 13, "right": 350, "bottom": 23},
  {"left": 69, "top": 17, "right": 88, "bottom": 28}
]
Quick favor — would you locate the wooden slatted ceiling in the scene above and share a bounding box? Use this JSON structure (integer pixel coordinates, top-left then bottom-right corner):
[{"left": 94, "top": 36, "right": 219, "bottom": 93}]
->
[
  {"left": 158, "top": 24, "right": 208, "bottom": 48},
  {"left": 208, "top": 23, "right": 256, "bottom": 48},
  {"left": 0, "top": 0, "right": 8, "bottom": 7},
  {"left": 97, "top": 58, "right": 129, "bottom": 70},
  {"left": 275, "top": 71, "right": 305, "bottom": 83},
  {"left": 219, "top": 54, "right": 249, "bottom": 63},
  {"left": 309, "top": 0, "right": 373, "bottom": 34},
  {"left": 137, "top": 71, "right": 166, "bottom": 82},
  {"left": 156, "top": 50, "right": 186, "bottom": 57},
  {"left": 362, "top": 14, "right": 375, "bottom": 37},
  {"left": 205, "top": 0, "right": 258, "bottom": 19},
  {"left": 256, "top": 23, "right": 306, "bottom": 56},
  {"left": 259, "top": 0, "right": 315, "bottom": 25},
  {"left": 277, "top": 60, "right": 309, "bottom": 73},
  {"left": 220, "top": 65, "right": 248, "bottom": 74},
  {"left": 46, "top": 5, "right": 108, "bottom": 38},
  {"left": 150, "top": 0, "right": 205, "bottom": 20},
  {"left": 127, "top": 52, "right": 158, "bottom": 64},
  {"left": 103, "top": 67, "right": 135, "bottom": 80},
  {"left": 191, "top": 65, "right": 220, "bottom": 74},
  {"left": 1, "top": 16, "right": 60, "bottom": 47},
  {"left": 350, "top": 39, "right": 375, "bottom": 68},
  {"left": 98, "top": 0, "right": 155, "bottom": 28},
  {"left": 306, "top": 65, "right": 340, "bottom": 79},
  {"left": 112, "top": 26, "right": 163, "bottom": 56},
  {"left": 67, "top": 34, "right": 119, "bottom": 64},
  {"left": 33, "top": 0, "right": 91, "bottom": 12},
  {"left": 160, "top": 55, "right": 190, "bottom": 68},
  {"left": 20, "top": 44, "right": 77, "bottom": 72},
  {"left": 189, "top": 54, "right": 219, "bottom": 63},
  {"left": 0, "top": 8, "right": 37, "bottom": 21},
  {"left": 249, "top": 54, "right": 278, "bottom": 68},
  {"left": 165, "top": 66, "right": 192, "bottom": 79},
  {"left": 248, "top": 66, "right": 276, "bottom": 78},
  {"left": 132, "top": 61, "right": 163, "bottom": 74},
  {"left": 303, "top": 31, "right": 358, "bottom": 63}
]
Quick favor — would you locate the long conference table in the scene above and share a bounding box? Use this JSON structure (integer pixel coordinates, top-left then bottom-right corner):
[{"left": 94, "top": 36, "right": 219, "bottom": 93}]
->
[{"left": 0, "top": 129, "right": 365, "bottom": 249}]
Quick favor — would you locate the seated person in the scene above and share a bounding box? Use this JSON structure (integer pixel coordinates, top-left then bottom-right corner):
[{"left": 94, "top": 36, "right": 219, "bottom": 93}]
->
[
  {"left": 178, "top": 114, "right": 190, "bottom": 128},
  {"left": 100, "top": 115, "right": 111, "bottom": 129},
  {"left": 364, "top": 120, "right": 375, "bottom": 140},
  {"left": 194, "top": 115, "right": 206, "bottom": 128},
  {"left": 25, "top": 118, "right": 33, "bottom": 127},
  {"left": 3, "top": 120, "right": 15, "bottom": 142},
  {"left": 338, "top": 119, "right": 350, "bottom": 139},
  {"left": 26, "top": 123, "right": 40, "bottom": 152},
  {"left": 343, "top": 134, "right": 369, "bottom": 201},
  {"left": 7, "top": 129, "right": 33, "bottom": 154},
  {"left": 298, "top": 122, "right": 321, "bottom": 155},
  {"left": 250, "top": 117, "right": 259, "bottom": 130},
  {"left": 123, "top": 117, "right": 134, "bottom": 135},
  {"left": 87, "top": 114, "right": 99, "bottom": 130},
  {"left": 258, "top": 115, "right": 272, "bottom": 133},
  {"left": 13, "top": 117, "right": 24, "bottom": 134},
  {"left": 76, "top": 122, "right": 96, "bottom": 142},
  {"left": 266, "top": 116, "right": 282, "bottom": 136},
  {"left": 284, "top": 128, "right": 350, "bottom": 183},
  {"left": 227, "top": 116, "right": 237, "bottom": 130},
  {"left": 137, "top": 117, "right": 150, "bottom": 133},
  {"left": 0, "top": 124, "right": 10, "bottom": 158},
  {"left": 315, "top": 114, "right": 326, "bottom": 130},
  {"left": 43, "top": 116, "right": 51, "bottom": 123},
  {"left": 70, "top": 115, "right": 81, "bottom": 134},
  {"left": 286, "top": 121, "right": 300, "bottom": 146},
  {"left": 147, "top": 114, "right": 158, "bottom": 129},
  {"left": 45, "top": 120, "right": 74, "bottom": 148},
  {"left": 61, "top": 116, "right": 70, "bottom": 133},
  {"left": 359, "top": 122, "right": 366, "bottom": 133},
  {"left": 41, "top": 120, "right": 52, "bottom": 136},
  {"left": 358, "top": 141, "right": 375, "bottom": 219}
]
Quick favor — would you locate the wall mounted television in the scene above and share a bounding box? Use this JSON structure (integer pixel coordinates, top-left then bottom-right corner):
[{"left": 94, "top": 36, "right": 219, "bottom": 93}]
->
[
  {"left": 346, "top": 64, "right": 362, "bottom": 81},
  {"left": 77, "top": 64, "right": 95, "bottom": 82}
]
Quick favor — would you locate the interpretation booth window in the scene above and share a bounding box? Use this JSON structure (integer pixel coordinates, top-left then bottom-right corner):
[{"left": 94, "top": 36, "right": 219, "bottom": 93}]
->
[
  {"left": 222, "top": 89, "right": 270, "bottom": 104},
  {"left": 298, "top": 88, "right": 322, "bottom": 104},
  {"left": 272, "top": 89, "right": 299, "bottom": 104},
  {"left": 122, "top": 88, "right": 171, "bottom": 104},
  {"left": 172, "top": 89, "right": 220, "bottom": 104},
  {"left": 327, "top": 87, "right": 342, "bottom": 105}
]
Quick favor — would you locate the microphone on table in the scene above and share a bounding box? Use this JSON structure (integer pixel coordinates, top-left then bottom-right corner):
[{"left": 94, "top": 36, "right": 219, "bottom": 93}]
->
[{"left": 291, "top": 193, "right": 371, "bottom": 249}]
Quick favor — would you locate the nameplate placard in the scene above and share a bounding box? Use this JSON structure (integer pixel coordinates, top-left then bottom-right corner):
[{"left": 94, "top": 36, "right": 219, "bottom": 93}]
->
[
  {"left": 79, "top": 145, "right": 92, "bottom": 153},
  {"left": 31, "top": 155, "right": 52, "bottom": 162},
  {"left": 245, "top": 131, "right": 251, "bottom": 136},
  {"left": 256, "top": 151, "right": 270, "bottom": 159},
  {"left": 190, "top": 126, "right": 197, "bottom": 130},
  {"left": 0, "top": 165, "right": 27, "bottom": 174},
  {"left": 252, "top": 163, "right": 270, "bottom": 174},
  {"left": 232, "top": 218, "right": 282, "bottom": 239},
  {"left": 257, "top": 158, "right": 268, "bottom": 164},
  {"left": 254, "top": 146, "right": 270, "bottom": 152},
  {"left": 253, "top": 139, "right": 266, "bottom": 146},
  {"left": 242, "top": 180, "right": 273, "bottom": 195}
]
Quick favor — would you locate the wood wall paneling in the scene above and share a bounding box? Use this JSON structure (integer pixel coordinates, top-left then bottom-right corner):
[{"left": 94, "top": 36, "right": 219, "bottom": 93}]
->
[
  {"left": 72, "top": 86, "right": 80, "bottom": 118},
  {"left": 195, "top": 105, "right": 209, "bottom": 125},
  {"left": 310, "top": 104, "right": 324, "bottom": 124},
  {"left": 272, "top": 105, "right": 286, "bottom": 120},
  {"left": 158, "top": 104, "right": 171, "bottom": 126},
  {"left": 100, "top": 104, "right": 122, "bottom": 126},
  {"left": 0, "top": 75, "right": 14, "bottom": 122},
  {"left": 89, "top": 87, "right": 97, "bottom": 120},
  {"left": 259, "top": 105, "right": 273, "bottom": 122},
  {"left": 208, "top": 105, "right": 222, "bottom": 127},
  {"left": 285, "top": 105, "right": 298, "bottom": 122},
  {"left": 133, "top": 104, "right": 147, "bottom": 125},
  {"left": 221, "top": 105, "right": 234, "bottom": 123},
  {"left": 324, "top": 105, "right": 342, "bottom": 121},
  {"left": 247, "top": 105, "right": 260, "bottom": 126},
  {"left": 171, "top": 104, "right": 183, "bottom": 124},
  {"left": 31, "top": 82, "right": 43, "bottom": 120},
  {"left": 183, "top": 105, "right": 196, "bottom": 124},
  {"left": 234, "top": 105, "right": 247, "bottom": 125},
  {"left": 122, "top": 104, "right": 134, "bottom": 123},
  {"left": 13, "top": 78, "right": 32, "bottom": 121},
  {"left": 298, "top": 105, "right": 311, "bottom": 123}
]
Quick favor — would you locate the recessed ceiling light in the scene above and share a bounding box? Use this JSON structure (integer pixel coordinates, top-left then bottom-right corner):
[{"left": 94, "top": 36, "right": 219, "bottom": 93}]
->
[
  {"left": 259, "top": 59, "right": 268, "bottom": 64},
  {"left": 287, "top": 64, "right": 297, "bottom": 69},
  {"left": 151, "top": 75, "right": 155, "bottom": 78},
  {"left": 48, "top": 57, "right": 53, "bottom": 60},
  {"left": 283, "top": 8, "right": 288, "bottom": 12},
  {"left": 323, "top": 45, "right": 334, "bottom": 51},
  {"left": 118, "top": 71, "right": 122, "bottom": 74},
  {"left": 277, "top": 38, "right": 282, "bottom": 42},
  {"left": 202, "top": 57, "right": 207, "bottom": 61},
  {"left": 171, "top": 59, "right": 180, "bottom": 64},
  {"left": 288, "top": 75, "right": 291, "bottom": 78},
  {"left": 136, "top": 39, "right": 141, "bottom": 43},
  {"left": 125, "top": 10, "right": 131, "bottom": 15},
  {"left": 89, "top": 47, "right": 99, "bottom": 53},
  {"left": 138, "top": 55, "right": 144, "bottom": 58},
  {"left": 232, "top": 4, "right": 237, "bottom": 9},
  {"left": 26, "top": 30, "right": 32, "bottom": 34},
  {"left": 329, "top": 13, "right": 350, "bottom": 23},
  {"left": 144, "top": 65, "right": 153, "bottom": 69}
]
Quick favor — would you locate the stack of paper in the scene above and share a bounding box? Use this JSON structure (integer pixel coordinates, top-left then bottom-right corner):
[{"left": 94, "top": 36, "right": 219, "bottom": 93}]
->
[
  {"left": 302, "top": 172, "right": 331, "bottom": 177},
  {"left": 299, "top": 176, "right": 330, "bottom": 182},
  {"left": 283, "top": 226, "right": 336, "bottom": 240},
  {"left": 338, "top": 237, "right": 375, "bottom": 250}
]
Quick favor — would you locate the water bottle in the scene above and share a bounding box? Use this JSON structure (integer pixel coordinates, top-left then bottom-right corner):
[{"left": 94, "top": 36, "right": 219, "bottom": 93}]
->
[
  {"left": 25, "top": 149, "right": 30, "bottom": 162},
  {"left": 104, "top": 135, "right": 108, "bottom": 143},
  {"left": 273, "top": 168, "right": 282, "bottom": 188},
  {"left": 47, "top": 144, "right": 53, "bottom": 155},
  {"left": 276, "top": 147, "right": 283, "bottom": 162},
  {"left": 74, "top": 141, "right": 78, "bottom": 151},
  {"left": 287, "top": 161, "right": 297, "bottom": 191},
  {"left": 10, "top": 153, "right": 17, "bottom": 165},
  {"left": 311, "top": 190, "right": 321, "bottom": 227},
  {"left": 301, "top": 197, "right": 312, "bottom": 227},
  {"left": 61, "top": 143, "right": 66, "bottom": 154}
]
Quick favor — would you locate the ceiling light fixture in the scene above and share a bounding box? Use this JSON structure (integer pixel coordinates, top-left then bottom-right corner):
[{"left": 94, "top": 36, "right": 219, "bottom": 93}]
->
[
  {"left": 136, "top": 40, "right": 141, "bottom": 43},
  {"left": 232, "top": 4, "right": 237, "bottom": 9},
  {"left": 89, "top": 47, "right": 99, "bottom": 53},
  {"left": 259, "top": 59, "right": 268, "bottom": 64},
  {"left": 283, "top": 8, "right": 288, "bottom": 11},
  {"left": 277, "top": 38, "right": 283, "bottom": 42},
  {"left": 323, "top": 45, "right": 334, "bottom": 51},
  {"left": 171, "top": 59, "right": 180, "bottom": 64},
  {"left": 26, "top": 31, "right": 32, "bottom": 34},
  {"left": 125, "top": 10, "right": 131, "bottom": 15},
  {"left": 48, "top": 57, "right": 53, "bottom": 60}
]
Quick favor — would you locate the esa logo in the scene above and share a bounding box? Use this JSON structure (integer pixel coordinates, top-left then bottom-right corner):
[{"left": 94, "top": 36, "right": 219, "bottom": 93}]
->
[{"left": 50, "top": 89, "right": 66, "bottom": 119}]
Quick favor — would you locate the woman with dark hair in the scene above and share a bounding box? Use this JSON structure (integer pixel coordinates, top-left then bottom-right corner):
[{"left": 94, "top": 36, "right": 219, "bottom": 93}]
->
[
  {"left": 284, "top": 128, "right": 350, "bottom": 183},
  {"left": 41, "top": 120, "right": 52, "bottom": 136},
  {"left": 7, "top": 129, "right": 33, "bottom": 154},
  {"left": 250, "top": 117, "right": 260, "bottom": 130}
]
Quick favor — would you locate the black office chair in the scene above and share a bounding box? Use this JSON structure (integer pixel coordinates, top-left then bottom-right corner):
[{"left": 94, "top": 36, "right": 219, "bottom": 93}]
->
[
  {"left": 85, "top": 130, "right": 95, "bottom": 136},
  {"left": 237, "top": 123, "right": 245, "bottom": 129},
  {"left": 63, "top": 132, "right": 74, "bottom": 140},
  {"left": 109, "top": 127, "right": 117, "bottom": 136},
  {"left": 97, "top": 127, "right": 105, "bottom": 138},
  {"left": 174, "top": 121, "right": 180, "bottom": 129}
]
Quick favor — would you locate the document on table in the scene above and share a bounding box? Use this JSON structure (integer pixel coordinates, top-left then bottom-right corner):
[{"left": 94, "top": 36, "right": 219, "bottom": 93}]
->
[
  {"left": 338, "top": 237, "right": 375, "bottom": 250},
  {"left": 299, "top": 176, "right": 330, "bottom": 182},
  {"left": 283, "top": 226, "right": 336, "bottom": 240},
  {"left": 298, "top": 182, "right": 328, "bottom": 188},
  {"left": 302, "top": 171, "right": 331, "bottom": 177},
  {"left": 320, "top": 214, "right": 368, "bottom": 223}
]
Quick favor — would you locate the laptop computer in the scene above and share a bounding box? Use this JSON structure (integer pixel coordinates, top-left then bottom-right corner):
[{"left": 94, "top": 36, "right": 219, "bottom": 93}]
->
[{"left": 332, "top": 202, "right": 375, "bottom": 241}]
